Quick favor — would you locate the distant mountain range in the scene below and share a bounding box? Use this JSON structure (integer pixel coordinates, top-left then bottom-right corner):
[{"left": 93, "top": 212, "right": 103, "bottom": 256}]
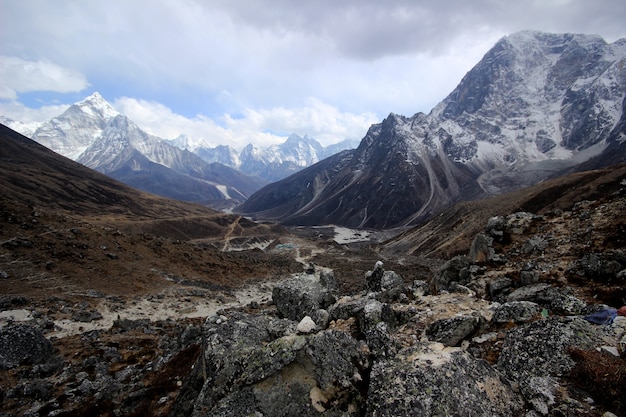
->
[
  {"left": 238, "top": 31, "right": 626, "bottom": 229},
  {"left": 5, "top": 93, "right": 263, "bottom": 210},
  {"left": 2, "top": 94, "right": 357, "bottom": 209},
  {"left": 166, "top": 133, "right": 360, "bottom": 183}
]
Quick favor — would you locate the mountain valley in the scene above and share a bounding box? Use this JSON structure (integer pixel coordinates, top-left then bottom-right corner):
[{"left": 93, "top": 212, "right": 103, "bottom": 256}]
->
[
  {"left": 1, "top": 98, "right": 359, "bottom": 209},
  {"left": 1, "top": 118, "right": 626, "bottom": 416},
  {"left": 1, "top": 30, "right": 626, "bottom": 417}
]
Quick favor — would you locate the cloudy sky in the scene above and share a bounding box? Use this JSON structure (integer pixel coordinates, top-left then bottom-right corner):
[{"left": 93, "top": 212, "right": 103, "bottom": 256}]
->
[{"left": 1, "top": 0, "right": 625, "bottom": 149}]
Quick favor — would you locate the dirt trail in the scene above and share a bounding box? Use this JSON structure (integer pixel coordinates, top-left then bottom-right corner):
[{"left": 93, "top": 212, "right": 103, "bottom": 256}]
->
[{"left": 221, "top": 216, "right": 241, "bottom": 251}]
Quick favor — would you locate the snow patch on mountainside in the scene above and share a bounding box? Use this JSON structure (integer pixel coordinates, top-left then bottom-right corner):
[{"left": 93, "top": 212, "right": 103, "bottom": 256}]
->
[{"left": 216, "top": 185, "right": 231, "bottom": 199}]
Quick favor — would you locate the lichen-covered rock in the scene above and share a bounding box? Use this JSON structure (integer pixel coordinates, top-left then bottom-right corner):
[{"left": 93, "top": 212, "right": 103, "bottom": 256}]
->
[
  {"left": 572, "top": 252, "right": 625, "bottom": 281},
  {"left": 380, "top": 270, "right": 403, "bottom": 292},
  {"left": 433, "top": 255, "right": 470, "bottom": 293},
  {"left": 492, "top": 301, "right": 540, "bottom": 323},
  {"left": 357, "top": 299, "right": 383, "bottom": 331},
  {"left": 499, "top": 317, "right": 613, "bottom": 378},
  {"left": 468, "top": 233, "right": 495, "bottom": 262},
  {"left": 498, "top": 317, "right": 614, "bottom": 414},
  {"left": 184, "top": 311, "right": 369, "bottom": 416},
  {"left": 505, "top": 212, "right": 541, "bottom": 235},
  {"left": 0, "top": 324, "right": 53, "bottom": 369},
  {"left": 327, "top": 296, "right": 367, "bottom": 322},
  {"left": 425, "top": 315, "right": 481, "bottom": 346},
  {"left": 366, "top": 343, "right": 524, "bottom": 416},
  {"left": 272, "top": 273, "right": 336, "bottom": 321},
  {"left": 506, "top": 284, "right": 586, "bottom": 315}
]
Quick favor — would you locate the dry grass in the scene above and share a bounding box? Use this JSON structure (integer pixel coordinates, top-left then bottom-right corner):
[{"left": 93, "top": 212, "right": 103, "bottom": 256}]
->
[{"left": 568, "top": 347, "right": 626, "bottom": 416}]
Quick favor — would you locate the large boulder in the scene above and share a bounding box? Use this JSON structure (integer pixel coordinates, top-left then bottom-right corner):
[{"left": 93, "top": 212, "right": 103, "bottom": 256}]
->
[
  {"left": 425, "top": 315, "right": 482, "bottom": 347},
  {"left": 272, "top": 273, "right": 336, "bottom": 322},
  {"left": 355, "top": 299, "right": 400, "bottom": 358},
  {"left": 364, "top": 261, "right": 404, "bottom": 295},
  {"left": 433, "top": 255, "right": 470, "bottom": 293},
  {"left": 177, "top": 311, "right": 369, "bottom": 417},
  {"left": 468, "top": 233, "right": 495, "bottom": 263},
  {"left": 0, "top": 324, "right": 53, "bottom": 369},
  {"left": 365, "top": 261, "right": 385, "bottom": 292},
  {"left": 498, "top": 317, "right": 615, "bottom": 415},
  {"left": 571, "top": 252, "right": 626, "bottom": 282},
  {"left": 492, "top": 301, "right": 541, "bottom": 324},
  {"left": 506, "top": 284, "right": 587, "bottom": 315},
  {"left": 367, "top": 343, "right": 524, "bottom": 416}
]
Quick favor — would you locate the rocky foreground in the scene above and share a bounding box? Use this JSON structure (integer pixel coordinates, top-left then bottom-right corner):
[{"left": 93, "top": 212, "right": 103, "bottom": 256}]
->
[
  {"left": 2, "top": 186, "right": 626, "bottom": 416},
  {"left": 166, "top": 238, "right": 626, "bottom": 417}
]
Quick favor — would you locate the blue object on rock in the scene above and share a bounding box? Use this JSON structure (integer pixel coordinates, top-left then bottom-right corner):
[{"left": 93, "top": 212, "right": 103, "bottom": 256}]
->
[{"left": 584, "top": 308, "right": 617, "bottom": 325}]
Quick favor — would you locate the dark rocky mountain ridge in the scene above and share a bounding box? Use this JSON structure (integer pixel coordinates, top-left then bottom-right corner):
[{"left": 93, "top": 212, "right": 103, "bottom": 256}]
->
[{"left": 239, "top": 31, "right": 626, "bottom": 229}]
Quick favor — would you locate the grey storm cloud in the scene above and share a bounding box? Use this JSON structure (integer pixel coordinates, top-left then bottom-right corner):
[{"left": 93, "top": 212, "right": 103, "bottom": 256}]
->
[{"left": 205, "top": 0, "right": 626, "bottom": 59}]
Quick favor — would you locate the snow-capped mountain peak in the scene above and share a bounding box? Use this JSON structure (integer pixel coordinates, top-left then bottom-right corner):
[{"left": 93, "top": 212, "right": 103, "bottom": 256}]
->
[
  {"left": 74, "top": 92, "right": 120, "bottom": 121},
  {"left": 30, "top": 92, "right": 122, "bottom": 160}
]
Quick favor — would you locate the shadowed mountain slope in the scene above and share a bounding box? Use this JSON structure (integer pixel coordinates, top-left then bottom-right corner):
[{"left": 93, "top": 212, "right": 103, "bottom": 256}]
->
[{"left": 381, "top": 162, "right": 626, "bottom": 258}]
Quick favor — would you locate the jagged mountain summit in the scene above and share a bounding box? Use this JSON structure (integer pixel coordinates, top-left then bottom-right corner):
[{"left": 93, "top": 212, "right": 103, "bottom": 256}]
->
[
  {"left": 167, "top": 133, "right": 361, "bottom": 182},
  {"left": 28, "top": 93, "right": 265, "bottom": 209},
  {"left": 238, "top": 134, "right": 325, "bottom": 182},
  {"left": 239, "top": 31, "right": 626, "bottom": 229},
  {"left": 32, "top": 92, "right": 119, "bottom": 160},
  {"left": 164, "top": 135, "right": 242, "bottom": 168}
]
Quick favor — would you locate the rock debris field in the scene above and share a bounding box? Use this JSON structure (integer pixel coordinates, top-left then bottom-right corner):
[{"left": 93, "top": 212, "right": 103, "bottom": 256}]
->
[{"left": 1, "top": 179, "right": 626, "bottom": 416}]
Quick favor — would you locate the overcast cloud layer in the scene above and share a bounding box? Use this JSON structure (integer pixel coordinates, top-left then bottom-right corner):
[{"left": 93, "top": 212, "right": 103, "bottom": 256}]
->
[{"left": 1, "top": 0, "right": 625, "bottom": 148}]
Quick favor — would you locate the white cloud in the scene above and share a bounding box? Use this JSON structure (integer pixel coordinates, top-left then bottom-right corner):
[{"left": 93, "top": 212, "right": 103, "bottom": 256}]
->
[
  {"left": 0, "top": 56, "right": 89, "bottom": 99},
  {"left": 1, "top": 0, "right": 625, "bottom": 149},
  {"left": 113, "top": 96, "right": 378, "bottom": 149},
  {"left": 0, "top": 100, "right": 69, "bottom": 123}
]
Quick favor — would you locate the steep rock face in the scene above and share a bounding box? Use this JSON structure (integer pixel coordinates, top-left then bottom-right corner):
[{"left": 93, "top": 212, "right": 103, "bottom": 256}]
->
[
  {"left": 240, "top": 31, "right": 626, "bottom": 228},
  {"left": 434, "top": 31, "right": 626, "bottom": 185}
]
